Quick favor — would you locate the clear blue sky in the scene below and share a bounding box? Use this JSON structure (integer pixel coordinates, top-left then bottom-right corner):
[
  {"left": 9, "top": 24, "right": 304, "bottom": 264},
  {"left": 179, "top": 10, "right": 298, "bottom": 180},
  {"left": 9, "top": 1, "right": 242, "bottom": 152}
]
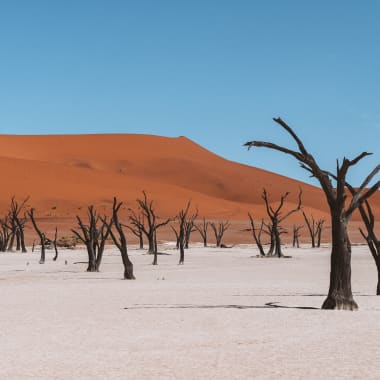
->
[{"left": 1, "top": 1, "right": 379, "bottom": 186}]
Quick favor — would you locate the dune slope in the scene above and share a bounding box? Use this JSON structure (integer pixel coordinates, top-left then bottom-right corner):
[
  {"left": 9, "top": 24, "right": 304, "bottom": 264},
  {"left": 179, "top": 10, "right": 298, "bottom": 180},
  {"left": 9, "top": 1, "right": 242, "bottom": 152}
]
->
[{"left": 0, "top": 133, "right": 377, "bottom": 238}]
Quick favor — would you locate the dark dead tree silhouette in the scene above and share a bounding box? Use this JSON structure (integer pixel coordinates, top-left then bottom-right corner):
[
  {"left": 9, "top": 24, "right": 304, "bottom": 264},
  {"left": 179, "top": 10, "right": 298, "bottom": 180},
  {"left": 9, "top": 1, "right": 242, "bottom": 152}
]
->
[
  {"left": 126, "top": 213, "right": 144, "bottom": 250},
  {"left": 171, "top": 225, "right": 180, "bottom": 249},
  {"left": 71, "top": 206, "right": 112, "bottom": 272},
  {"left": 104, "top": 198, "right": 135, "bottom": 279},
  {"left": 210, "top": 221, "right": 230, "bottom": 248},
  {"left": 175, "top": 202, "right": 197, "bottom": 264},
  {"left": 335, "top": 179, "right": 380, "bottom": 295},
  {"left": 28, "top": 208, "right": 46, "bottom": 264},
  {"left": 261, "top": 188, "right": 302, "bottom": 257},
  {"left": 177, "top": 202, "right": 191, "bottom": 265},
  {"left": 356, "top": 201, "right": 380, "bottom": 295},
  {"left": 316, "top": 219, "right": 325, "bottom": 247},
  {"left": 9, "top": 197, "right": 29, "bottom": 253},
  {"left": 248, "top": 213, "right": 266, "bottom": 256},
  {"left": 302, "top": 211, "right": 325, "bottom": 248},
  {"left": 184, "top": 209, "right": 198, "bottom": 249},
  {"left": 292, "top": 225, "right": 303, "bottom": 248},
  {"left": 302, "top": 211, "right": 317, "bottom": 248},
  {"left": 6, "top": 212, "right": 17, "bottom": 252},
  {"left": 245, "top": 117, "right": 380, "bottom": 310},
  {"left": 195, "top": 217, "right": 209, "bottom": 247},
  {"left": 0, "top": 215, "right": 12, "bottom": 252},
  {"left": 130, "top": 191, "right": 171, "bottom": 265},
  {"left": 52, "top": 227, "right": 59, "bottom": 261}
]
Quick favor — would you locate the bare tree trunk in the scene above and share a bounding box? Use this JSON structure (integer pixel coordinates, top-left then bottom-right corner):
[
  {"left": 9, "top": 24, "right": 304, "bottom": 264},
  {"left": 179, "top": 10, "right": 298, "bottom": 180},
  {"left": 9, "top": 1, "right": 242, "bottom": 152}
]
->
[
  {"left": 316, "top": 220, "right": 325, "bottom": 248},
  {"left": 148, "top": 234, "right": 155, "bottom": 254},
  {"left": 28, "top": 209, "right": 46, "bottom": 264},
  {"left": 376, "top": 259, "right": 380, "bottom": 296},
  {"left": 267, "top": 228, "right": 275, "bottom": 256},
  {"left": 106, "top": 198, "right": 135, "bottom": 279},
  {"left": 53, "top": 228, "right": 59, "bottom": 261},
  {"left": 86, "top": 243, "right": 97, "bottom": 272},
  {"left": 273, "top": 223, "right": 283, "bottom": 258},
  {"left": 123, "top": 257, "right": 135, "bottom": 279},
  {"left": 179, "top": 239, "right": 184, "bottom": 264},
  {"left": 40, "top": 236, "right": 46, "bottom": 264},
  {"left": 321, "top": 214, "right": 357, "bottom": 310},
  {"left": 16, "top": 230, "right": 21, "bottom": 251},
  {"left": 152, "top": 231, "right": 158, "bottom": 265},
  {"left": 7, "top": 233, "right": 15, "bottom": 252},
  {"left": 20, "top": 228, "right": 27, "bottom": 253}
]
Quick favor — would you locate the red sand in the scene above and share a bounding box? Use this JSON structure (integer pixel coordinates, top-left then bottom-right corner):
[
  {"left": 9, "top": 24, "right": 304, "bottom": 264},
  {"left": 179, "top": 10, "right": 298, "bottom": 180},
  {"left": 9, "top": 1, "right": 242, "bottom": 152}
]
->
[{"left": 0, "top": 134, "right": 377, "bottom": 242}]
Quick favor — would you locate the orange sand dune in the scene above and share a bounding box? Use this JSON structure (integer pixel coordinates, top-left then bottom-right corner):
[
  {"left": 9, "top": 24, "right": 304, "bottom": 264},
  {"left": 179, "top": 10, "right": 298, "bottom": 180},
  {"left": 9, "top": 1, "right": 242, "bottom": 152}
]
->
[{"left": 0, "top": 134, "right": 377, "bottom": 242}]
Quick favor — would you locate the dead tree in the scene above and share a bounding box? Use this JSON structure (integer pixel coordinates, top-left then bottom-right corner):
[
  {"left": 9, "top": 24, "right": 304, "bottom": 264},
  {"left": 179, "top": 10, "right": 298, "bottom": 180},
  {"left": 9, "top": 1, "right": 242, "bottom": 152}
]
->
[
  {"left": 195, "top": 217, "right": 209, "bottom": 247},
  {"left": 171, "top": 225, "right": 180, "bottom": 249},
  {"left": 342, "top": 180, "right": 380, "bottom": 295},
  {"left": 292, "top": 225, "right": 303, "bottom": 248},
  {"left": 71, "top": 206, "right": 112, "bottom": 272},
  {"left": 356, "top": 201, "right": 380, "bottom": 295},
  {"left": 175, "top": 202, "right": 197, "bottom": 264},
  {"left": 6, "top": 215, "right": 17, "bottom": 252},
  {"left": 316, "top": 220, "right": 325, "bottom": 247},
  {"left": 28, "top": 208, "right": 46, "bottom": 264},
  {"left": 105, "top": 198, "right": 135, "bottom": 279},
  {"left": 210, "top": 221, "right": 230, "bottom": 247},
  {"left": 184, "top": 209, "right": 198, "bottom": 249},
  {"left": 126, "top": 213, "right": 144, "bottom": 249},
  {"left": 129, "top": 191, "right": 171, "bottom": 265},
  {"left": 261, "top": 188, "right": 302, "bottom": 257},
  {"left": 0, "top": 216, "right": 11, "bottom": 252},
  {"left": 245, "top": 117, "right": 380, "bottom": 310},
  {"left": 177, "top": 202, "right": 191, "bottom": 264},
  {"left": 10, "top": 197, "right": 28, "bottom": 253},
  {"left": 52, "top": 228, "right": 59, "bottom": 261},
  {"left": 302, "top": 211, "right": 317, "bottom": 248},
  {"left": 248, "top": 213, "right": 266, "bottom": 256},
  {"left": 302, "top": 211, "right": 325, "bottom": 248}
]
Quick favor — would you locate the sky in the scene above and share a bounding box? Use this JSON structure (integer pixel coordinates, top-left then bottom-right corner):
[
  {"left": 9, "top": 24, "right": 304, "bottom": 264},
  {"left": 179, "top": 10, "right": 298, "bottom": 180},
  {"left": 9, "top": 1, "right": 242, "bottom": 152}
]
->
[{"left": 1, "top": 1, "right": 379, "bottom": 186}]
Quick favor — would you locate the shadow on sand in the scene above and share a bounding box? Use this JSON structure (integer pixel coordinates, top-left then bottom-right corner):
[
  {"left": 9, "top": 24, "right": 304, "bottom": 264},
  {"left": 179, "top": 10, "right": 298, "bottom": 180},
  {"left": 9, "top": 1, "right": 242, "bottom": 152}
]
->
[{"left": 124, "top": 302, "right": 319, "bottom": 311}]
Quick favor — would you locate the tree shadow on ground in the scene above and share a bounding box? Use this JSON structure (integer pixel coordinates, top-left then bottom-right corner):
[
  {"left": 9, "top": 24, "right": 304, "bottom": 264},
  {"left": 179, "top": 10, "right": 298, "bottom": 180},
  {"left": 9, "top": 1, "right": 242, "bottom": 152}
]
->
[{"left": 124, "top": 302, "right": 319, "bottom": 311}]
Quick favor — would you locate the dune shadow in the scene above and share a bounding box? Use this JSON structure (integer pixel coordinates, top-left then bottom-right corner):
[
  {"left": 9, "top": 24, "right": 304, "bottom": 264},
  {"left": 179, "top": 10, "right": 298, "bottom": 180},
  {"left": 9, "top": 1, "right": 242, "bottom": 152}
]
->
[{"left": 124, "top": 302, "right": 319, "bottom": 311}]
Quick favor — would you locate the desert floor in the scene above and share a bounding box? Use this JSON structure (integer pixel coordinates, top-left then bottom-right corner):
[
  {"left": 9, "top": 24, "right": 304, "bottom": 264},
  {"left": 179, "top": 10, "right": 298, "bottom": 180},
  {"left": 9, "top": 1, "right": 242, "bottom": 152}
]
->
[{"left": 1, "top": 244, "right": 380, "bottom": 380}]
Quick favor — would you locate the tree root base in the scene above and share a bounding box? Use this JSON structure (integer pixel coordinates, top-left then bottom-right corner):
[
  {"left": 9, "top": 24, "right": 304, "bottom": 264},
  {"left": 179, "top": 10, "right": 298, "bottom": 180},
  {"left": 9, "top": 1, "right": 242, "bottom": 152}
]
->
[{"left": 321, "top": 296, "right": 358, "bottom": 311}]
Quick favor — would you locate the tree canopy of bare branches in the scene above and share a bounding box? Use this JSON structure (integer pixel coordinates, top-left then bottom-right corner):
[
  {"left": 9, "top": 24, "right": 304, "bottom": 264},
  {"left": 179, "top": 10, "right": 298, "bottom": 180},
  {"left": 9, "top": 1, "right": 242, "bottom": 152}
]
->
[
  {"left": 210, "top": 221, "right": 230, "bottom": 248},
  {"left": 195, "top": 217, "right": 209, "bottom": 247},
  {"left": 71, "top": 206, "right": 112, "bottom": 272},
  {"left": 174, "top": 201, "right": 197, "bottom": 264},
  {"left": 129, "top": 191, "right": 171, "bottom": 265},
  {"left": 261, "top": 188, "right": 302, "bottom": 257},
  {"left": 302, "top": 211, "right": 325, "bottom": 248},
  {"left": 248, "top": 213, "right": 266, "bottom": 256}
]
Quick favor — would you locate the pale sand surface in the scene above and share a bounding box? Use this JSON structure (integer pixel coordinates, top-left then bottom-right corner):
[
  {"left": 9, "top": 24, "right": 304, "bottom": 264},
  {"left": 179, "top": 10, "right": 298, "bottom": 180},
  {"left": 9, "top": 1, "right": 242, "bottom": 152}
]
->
[{"left": 1, "top": 244, "right": 380, "bottom": 379}]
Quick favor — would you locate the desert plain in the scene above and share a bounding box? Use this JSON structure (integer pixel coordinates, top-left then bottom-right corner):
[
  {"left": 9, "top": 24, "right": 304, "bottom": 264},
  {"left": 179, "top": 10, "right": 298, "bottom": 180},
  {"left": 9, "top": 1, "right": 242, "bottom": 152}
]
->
[{"left": 1, "top": 243, "right": 380, "bottom": 380}]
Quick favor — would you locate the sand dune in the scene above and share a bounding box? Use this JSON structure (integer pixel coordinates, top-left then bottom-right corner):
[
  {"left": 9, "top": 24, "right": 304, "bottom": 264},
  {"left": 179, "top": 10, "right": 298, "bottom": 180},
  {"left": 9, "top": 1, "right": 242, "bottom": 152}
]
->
[{"left": 0, "top": 134, "right": 377, "bottom": 241}]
